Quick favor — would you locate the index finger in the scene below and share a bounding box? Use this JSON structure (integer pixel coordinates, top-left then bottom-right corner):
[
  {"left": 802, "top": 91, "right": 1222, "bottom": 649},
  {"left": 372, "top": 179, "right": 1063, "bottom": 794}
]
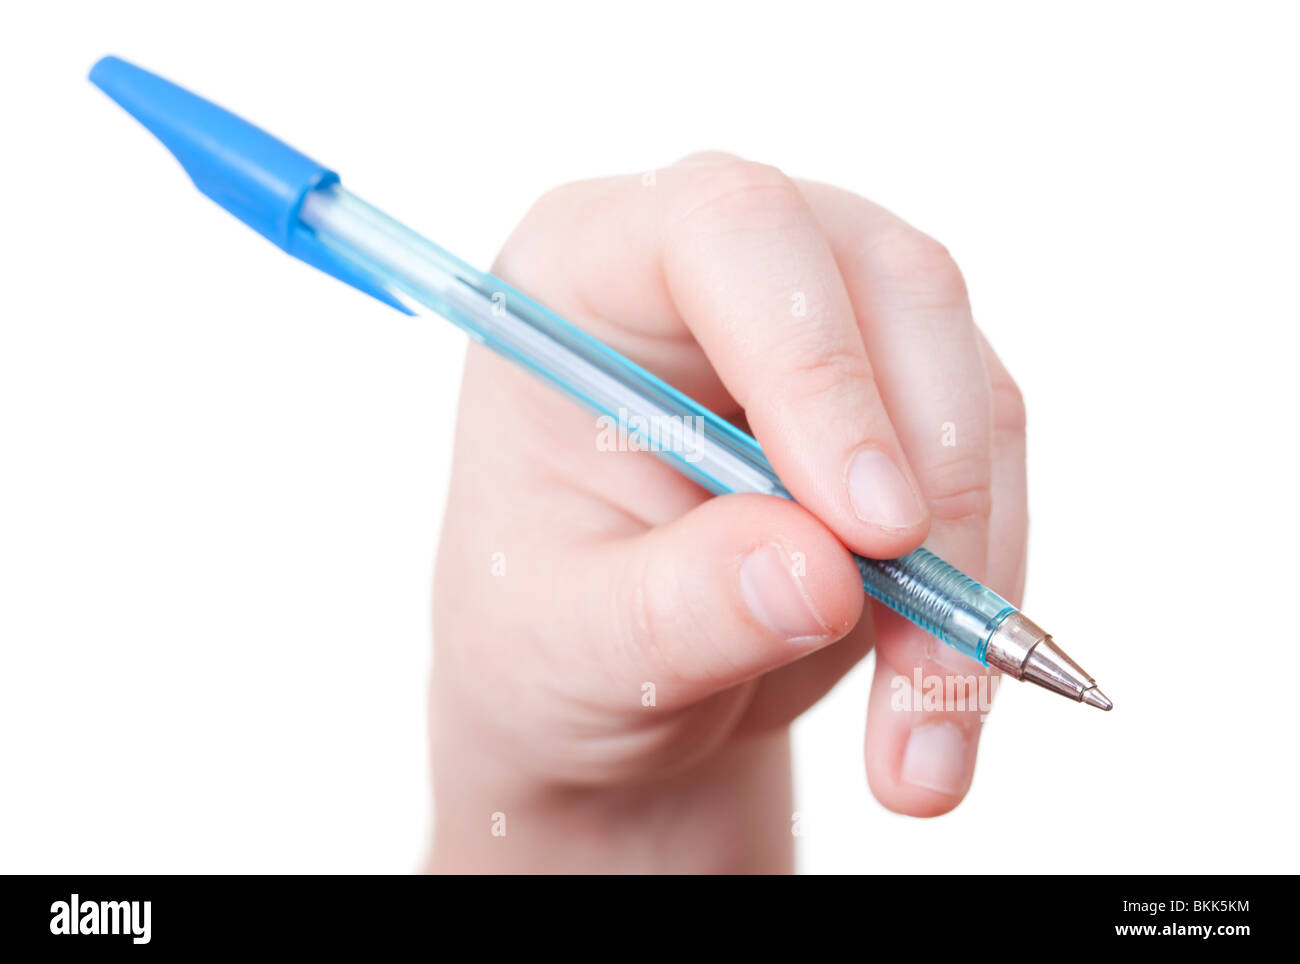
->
[{"left": 493, "top": 156, "right": 931, "bottom": 559}]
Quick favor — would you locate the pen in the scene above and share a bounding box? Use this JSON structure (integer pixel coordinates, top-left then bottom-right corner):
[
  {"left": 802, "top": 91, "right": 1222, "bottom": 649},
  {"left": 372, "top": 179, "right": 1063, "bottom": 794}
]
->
[{"left": 89, "top": 56, "right": 1110, "bottom": 710}]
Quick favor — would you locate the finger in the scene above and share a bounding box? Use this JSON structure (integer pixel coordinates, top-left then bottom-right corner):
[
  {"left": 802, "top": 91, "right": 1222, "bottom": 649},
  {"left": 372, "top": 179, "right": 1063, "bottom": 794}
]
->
[
  {"left": 863, "top": 658, "right": 987, "bottom": 817},
  {"left": 798, "top": 183, "right": 1000, "bottom": 815},
  {"left": 660, "top": 157, "right": 930, "bottom": 558},
  {"left": 976, "top": 329, "right": 1029, "bottom": 605},
  {"left": 746, "top": 334, "right": 1026, "bottom": 739},
  {"left": 545, "top": 494, "right": 865, "bottom": 710},
  {"left": 800, "top": 181, "right": 994, "bottom": 609},
  {"left": 493, "top": 157, "right": 932, "bottom": 560},
  {"left": 859, "top": 330, "right": 1027, "bottom": 817},
  {"left": 861, "top": 344, "right": 1021, "bottom": 816},
  {"left": 865, "top": 331, "right": 1022, "bottom": 815}
]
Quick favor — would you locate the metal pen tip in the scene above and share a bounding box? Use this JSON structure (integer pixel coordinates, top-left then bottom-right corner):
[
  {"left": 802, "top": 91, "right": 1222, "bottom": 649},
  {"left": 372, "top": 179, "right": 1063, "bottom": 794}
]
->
[
  {"left": 985, "top": 613, "right": 1112, "bottom": 711},
  {"left": 1081, "top": 687, "right": 1113, "bottom": 711}
]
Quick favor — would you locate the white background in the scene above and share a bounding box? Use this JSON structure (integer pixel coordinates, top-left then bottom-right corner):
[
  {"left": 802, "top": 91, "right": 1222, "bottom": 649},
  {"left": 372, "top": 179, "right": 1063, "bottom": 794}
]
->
[{"left": 2, "top": 1, "right": 1297, "bottom": 873}]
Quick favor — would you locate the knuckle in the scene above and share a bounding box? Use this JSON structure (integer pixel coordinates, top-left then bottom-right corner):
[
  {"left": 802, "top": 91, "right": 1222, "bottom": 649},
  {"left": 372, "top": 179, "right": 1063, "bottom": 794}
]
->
[
  {"left": 618, "top": 545, "right": 738, "bottom": 687},
  {"left": 863, "top": 226, "right": 969, "bottom": 307},
  {"left": 695, "top": 158, "right": 792, "bottom": 197},
  {"left": 617, "top": 550, "right": 689, "bottom": 678},
  {"left": 674, "top": 149, "right": 744, "bottom": 167},
  {"left": 921, "top": 455, "right": 994, "bottom": 524},
  {"left": 779, "top": 344, "right": 876, "bottom": 408},
  {"left": 674, "top": 159, "right": 800, "bottom": 229},
  {"left": 517, "top": 178, "right": 591, "bottom": 232},
  {"left": 508, "top": 177, "right": 612, "bottom": 243},
  {"left": 745, "top": 341, "right": 880, "bottom": 437},
  {"left": 493, "top": 180, "right": 588, "bottom": 273},
  {"left": 494, "top": 176, "right": 621, "bottom": 286}
]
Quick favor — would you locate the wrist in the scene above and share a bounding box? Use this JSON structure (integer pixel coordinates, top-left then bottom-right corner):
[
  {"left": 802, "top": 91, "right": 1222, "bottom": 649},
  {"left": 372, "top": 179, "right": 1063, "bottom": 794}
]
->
[{"left": 428, "top": 727, "right": 796, "bottom": 874}]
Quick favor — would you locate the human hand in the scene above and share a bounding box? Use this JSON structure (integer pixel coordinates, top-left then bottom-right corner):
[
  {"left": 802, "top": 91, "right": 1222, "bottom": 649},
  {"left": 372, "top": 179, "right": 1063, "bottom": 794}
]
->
[{"left": 429, "top": 153, "right": 1027, "bottom": 873}]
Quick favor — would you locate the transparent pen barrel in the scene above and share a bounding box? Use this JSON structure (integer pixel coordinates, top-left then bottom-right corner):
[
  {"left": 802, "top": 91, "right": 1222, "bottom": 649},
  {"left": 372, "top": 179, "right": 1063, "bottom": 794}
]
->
[
  {"left": 298, "top": 184, "right": 1016, "bottom": 665},
  {"left": 300, "top": 185, "right": 783, "bottom": 499}
]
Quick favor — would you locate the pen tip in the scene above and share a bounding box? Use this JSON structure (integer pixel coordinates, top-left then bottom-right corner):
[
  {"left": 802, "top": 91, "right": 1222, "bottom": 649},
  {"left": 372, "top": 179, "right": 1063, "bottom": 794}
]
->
[{"left": 1082, "top": 687, "right": 1113, "bottom": 711}]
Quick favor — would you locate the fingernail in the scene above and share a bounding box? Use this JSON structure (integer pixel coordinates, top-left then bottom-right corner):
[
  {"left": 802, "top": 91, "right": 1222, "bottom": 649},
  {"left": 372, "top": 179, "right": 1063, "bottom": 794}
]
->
[
  {"left": 739, "top": 543, "right": 828, "bottom": 642},
  {"left": 847, "top": 449, "right": 925, "bottom": 529},
  {"left": 900, "top": 723, "right": 970, "bottom": 796}
]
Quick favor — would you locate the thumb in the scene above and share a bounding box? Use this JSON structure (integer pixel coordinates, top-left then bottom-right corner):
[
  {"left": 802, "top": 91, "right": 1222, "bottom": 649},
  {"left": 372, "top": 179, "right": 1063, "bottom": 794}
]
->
[{"left": 556, "top": 494, "right": 865, "bottom": 711}]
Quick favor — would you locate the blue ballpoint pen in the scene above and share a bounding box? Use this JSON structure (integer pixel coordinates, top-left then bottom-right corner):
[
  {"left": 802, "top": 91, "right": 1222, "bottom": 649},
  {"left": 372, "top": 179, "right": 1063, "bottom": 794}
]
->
[{"left": 89, "top": 56, "right": 1110, "bottom": 710}]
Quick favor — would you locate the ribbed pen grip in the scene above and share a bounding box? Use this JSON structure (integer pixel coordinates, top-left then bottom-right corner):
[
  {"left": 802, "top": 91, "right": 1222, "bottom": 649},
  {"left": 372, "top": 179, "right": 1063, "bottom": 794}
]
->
[{"left": 856, "top": 547, "right": 1015, "bottom": 663}]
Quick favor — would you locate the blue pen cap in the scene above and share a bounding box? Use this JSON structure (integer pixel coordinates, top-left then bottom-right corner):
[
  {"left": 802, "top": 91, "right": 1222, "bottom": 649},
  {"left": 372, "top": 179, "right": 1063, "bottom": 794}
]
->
[{"left": 88, "top": 56, "right": 411, "bottom": 314}]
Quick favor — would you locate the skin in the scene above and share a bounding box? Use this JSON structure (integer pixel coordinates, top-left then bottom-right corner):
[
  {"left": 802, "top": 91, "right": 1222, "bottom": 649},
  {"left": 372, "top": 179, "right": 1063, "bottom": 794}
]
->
[{"left": 428, "top": 153, "right": 1028, "bottom": 873}]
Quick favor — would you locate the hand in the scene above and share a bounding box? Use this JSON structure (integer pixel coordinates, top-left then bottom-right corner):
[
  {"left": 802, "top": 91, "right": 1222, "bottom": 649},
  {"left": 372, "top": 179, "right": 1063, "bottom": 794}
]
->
[{"left": 429, "top": 153, "right": 1027, "bottom": 873}]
